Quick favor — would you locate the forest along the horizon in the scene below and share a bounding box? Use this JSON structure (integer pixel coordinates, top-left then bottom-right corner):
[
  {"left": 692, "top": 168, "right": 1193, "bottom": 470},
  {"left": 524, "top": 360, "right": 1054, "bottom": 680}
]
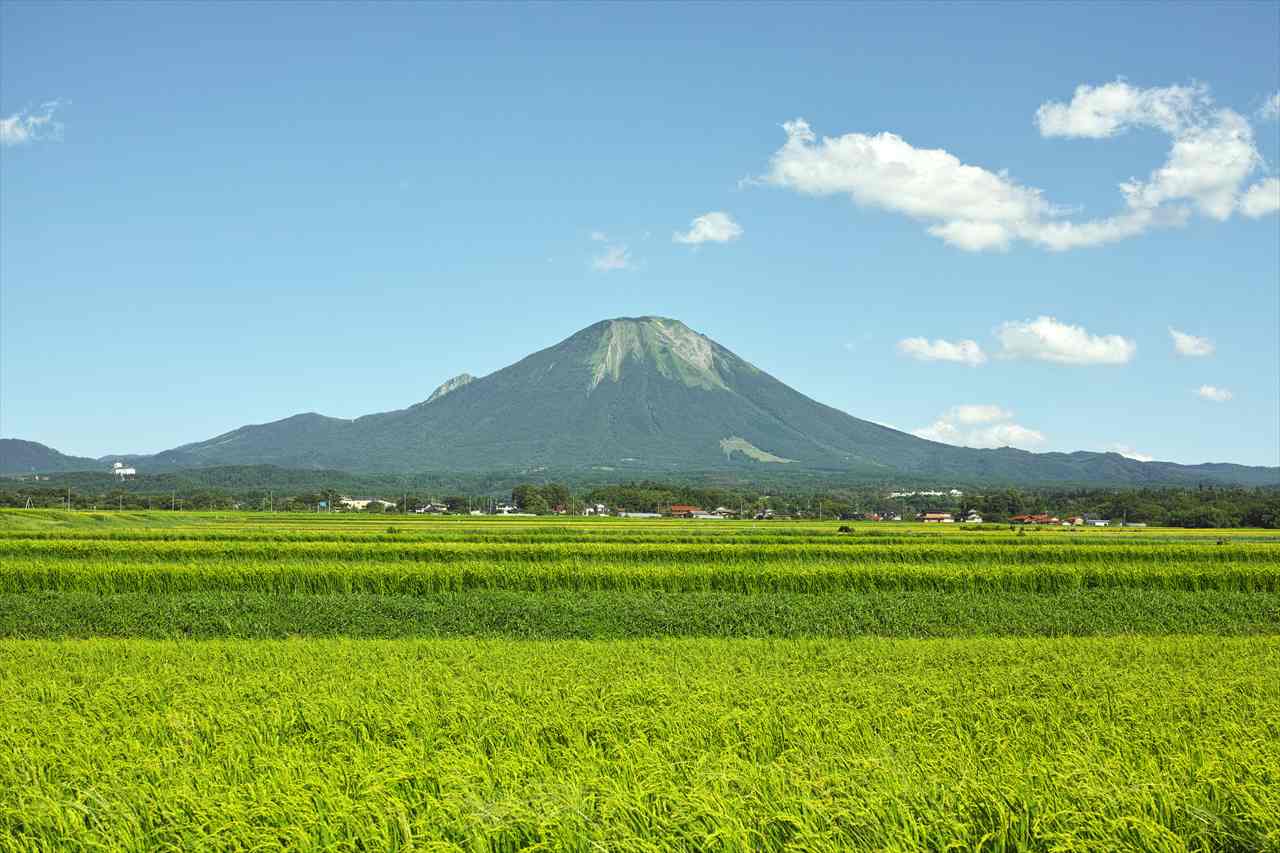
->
[{"left": 1, "top": 509, "right": 1278, "bottom": 850}]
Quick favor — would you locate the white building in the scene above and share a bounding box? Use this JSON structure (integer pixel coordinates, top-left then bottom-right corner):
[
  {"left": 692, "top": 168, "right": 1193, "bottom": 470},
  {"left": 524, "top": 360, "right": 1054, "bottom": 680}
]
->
[
  {"left": 111, "top": 461, "right": 137, "bottom": 479},
  {"left": 338, "top": 497, "right": 396, "bottom": 511}
]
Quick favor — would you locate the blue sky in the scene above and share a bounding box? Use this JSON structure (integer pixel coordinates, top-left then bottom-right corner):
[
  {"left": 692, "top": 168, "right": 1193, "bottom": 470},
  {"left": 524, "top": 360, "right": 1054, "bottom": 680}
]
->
[{"left": 2, "top": 1, "right": 1278, "bottom": 466}]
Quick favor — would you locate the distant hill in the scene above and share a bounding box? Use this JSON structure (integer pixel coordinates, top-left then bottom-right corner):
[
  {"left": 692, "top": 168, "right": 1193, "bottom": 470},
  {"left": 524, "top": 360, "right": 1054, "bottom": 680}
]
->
[
  {"left": 4, "top": 317, "right": 1277, "bottom": 486},
  {"left": 0, "top": 440, "right": 99, "bottom": 475}
]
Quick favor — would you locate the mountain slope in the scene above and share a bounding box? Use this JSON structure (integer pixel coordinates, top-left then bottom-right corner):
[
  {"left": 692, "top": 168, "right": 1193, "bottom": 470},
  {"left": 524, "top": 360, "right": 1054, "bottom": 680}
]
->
[
  {"left": 6, "top": 317, "right": 1277, "bottom": 485},
  {"left": 0, "top": 440, "right": 100, "bottom": 475}
]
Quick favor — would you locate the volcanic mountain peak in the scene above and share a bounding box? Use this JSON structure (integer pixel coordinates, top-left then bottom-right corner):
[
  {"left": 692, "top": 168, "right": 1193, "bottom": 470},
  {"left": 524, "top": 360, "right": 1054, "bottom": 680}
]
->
[
  {"left": 588, "top": 316, "right": 727, "bottom": 391},
  {"left": 4, "top": 315, "right": 1276, "bottom": 486}
]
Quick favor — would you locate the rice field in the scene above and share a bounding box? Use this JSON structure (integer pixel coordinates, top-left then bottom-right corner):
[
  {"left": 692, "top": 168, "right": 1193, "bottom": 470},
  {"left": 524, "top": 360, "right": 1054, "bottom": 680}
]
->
[{"left": 2, "top": 509, "right": 1278, "bottom": 851}]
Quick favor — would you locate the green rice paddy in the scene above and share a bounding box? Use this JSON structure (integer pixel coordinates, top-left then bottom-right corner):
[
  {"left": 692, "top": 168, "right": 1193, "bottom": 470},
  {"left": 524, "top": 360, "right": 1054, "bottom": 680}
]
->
[{"left": 2, "top": 509, "right": 1278, "bottom": 851}]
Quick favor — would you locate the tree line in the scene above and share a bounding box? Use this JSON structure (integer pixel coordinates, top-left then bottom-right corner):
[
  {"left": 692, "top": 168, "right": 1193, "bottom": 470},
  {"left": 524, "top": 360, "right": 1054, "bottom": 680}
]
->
[{"left": 2, "top": 479, "right": 1277, "bottom": 528}]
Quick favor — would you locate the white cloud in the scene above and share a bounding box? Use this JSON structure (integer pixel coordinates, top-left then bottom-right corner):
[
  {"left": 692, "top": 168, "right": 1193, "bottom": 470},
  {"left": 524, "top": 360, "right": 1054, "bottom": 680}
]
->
[
  {"left": 896, "top": 337, "right": 987, "bottom": 366},
  {"left": 673, "top": 211, "right": 743, "bottom": 245},
  {"left": 0, "top": 101, "right": 63, "bottom": 146},
  {"left": 948, "top": 404, "right": 1012, "bottom": 425},
  {"left": 1169, "top": 327, "right": 1214, "bottom": 357},
  {"left": 1035, "top": 81, "right": 1207, "bottom": 139},
  {"left": 996, "top": 316, "right": 1135, "bottom": 365},
  {"left": 762, "top": 80, "right": 1272, "bottom": 251},
  {"left": 912, "top": 404, "right": 1045, "bottom": 450},
  {"left": 590, "top": 231, "right": 608, "bottom": 242},
  {"left": 592, "top": 245, "right": 632, "bottom": 272},
  {"left": 1260, "top": 92, "right": 1280, "bottom": 121},
  {"left": 1109, "top": 444, "right": 1154, "bottom": 462},
  {"left": 1239, "top": 177, "right": 1280, "bottom": 219},
  {"left": 1197, "top": 385, "right": 1233, "bottom": 402},
  {"left": 1119, "top": 109, "right": 1261, "bottom": 221}
]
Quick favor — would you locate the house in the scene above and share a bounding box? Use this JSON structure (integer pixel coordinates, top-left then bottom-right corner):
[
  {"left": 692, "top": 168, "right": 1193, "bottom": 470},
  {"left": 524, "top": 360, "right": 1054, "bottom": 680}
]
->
[
  {"left": 711, "top": 506, "right": 738, "bottom": 518},
  {"left": 753, "top": 508, "right": 776, "bottom": 520},
  {"left": 582, "top": 503, "right": 609, "bottom": 516},
  {"left": 920, "top": 512, "right": 954, "bottom": 523},
  {"left": 668, "top": 504, "right": 703, "bottom": 517},
  {"left": 493, "top": 503, "right": 518, "bottom": 515},
  {"left": 964, "top": 511, "right": 983, "bottom": 524},
  {"left": 1011, "top": 513, "right": 1060, "bottom": 525},
  {"left": 617, "top": 511, "right": 662, "bottom": 518},
  {"left": 413, "top": 502, "right": 449, "bottom": 514},
  {"left": 111, "top": 461, "right": 137, "bottom": 480},
  {"left": 1085, "top": 517, "right": 1110, "bottom": 527},
  {"left": 1064, "top": 516, "right": 1085, "bottom": 526},
  {"left": 690, "top": 511, "right": 724, "bottom": 520}
]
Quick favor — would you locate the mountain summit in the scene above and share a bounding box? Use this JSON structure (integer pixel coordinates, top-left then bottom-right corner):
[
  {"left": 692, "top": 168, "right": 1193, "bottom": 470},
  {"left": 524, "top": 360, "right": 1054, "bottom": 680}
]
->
[{"left": 3, "top": 316, "right": 1275, "bottom": 484}]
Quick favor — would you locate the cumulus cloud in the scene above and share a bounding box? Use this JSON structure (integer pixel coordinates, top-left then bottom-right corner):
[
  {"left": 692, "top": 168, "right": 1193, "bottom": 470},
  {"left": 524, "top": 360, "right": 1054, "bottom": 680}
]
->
[
  {"left": 997, "top": 316, "right": 1135, "bottom": 365},
  {"left": 1239, "top": 177, "right": 1280, "bottom": 218},
  {"left": 592, "top": 245, "right": 632, "bottom": 272},
  {"left": 1169, "top": 327, "right": 1214, "bottom": 357},
  {"left": 896, "top": 337, "right": 987, "bottom": 366},
  {"left": 1260, "top": 92, "right": 1280, "bottom": 121},
  {"left": 1035, "top": 81, "right": 1207, "bottom": 138},
  {"left": 673, "top": 211, "right": 743, "bottom": 245},
  {"left": 0, "top": 101, "right": 64, "bottom": 146},
  {"left": 1109, "top": 444, "right": 1154, "bottom": 462},
  {"left": 912, "top": 404, "right": 1046, "bottom": 450},
  {"left": 1197, "top": 385, "right": 1232, "bottom": 402},
  {"left": 948, "top": 404, "right": 1013, "bottom": 424},
  {"left": 761, "top": 80, "right": 1275, "bottom": 252}
]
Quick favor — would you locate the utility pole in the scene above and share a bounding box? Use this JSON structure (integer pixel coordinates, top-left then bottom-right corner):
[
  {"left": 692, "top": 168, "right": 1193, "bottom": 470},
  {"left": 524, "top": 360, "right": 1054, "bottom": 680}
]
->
[
  {"left": 172, "top": 491, "right": 176, "bottom": 511},
  {"left": 67, "top": 487, "right": 71, "bottom": 511}
]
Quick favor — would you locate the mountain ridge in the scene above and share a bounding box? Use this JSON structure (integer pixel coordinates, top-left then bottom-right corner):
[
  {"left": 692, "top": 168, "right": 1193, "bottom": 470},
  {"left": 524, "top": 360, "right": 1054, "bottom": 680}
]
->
[{"left": 3, "top": 316, "right": 1276, "bottom": 486}]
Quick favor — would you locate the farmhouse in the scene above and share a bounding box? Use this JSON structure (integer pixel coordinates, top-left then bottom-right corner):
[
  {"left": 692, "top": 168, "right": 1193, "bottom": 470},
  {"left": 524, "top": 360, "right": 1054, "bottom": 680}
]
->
[
  {"left": 667, "top": 504, "right": 703, "bottom": 517},
  {"left": 920, "top": 512, "right": 954, "bottom": 523},
  {"left": 964, "top": 511, "right": 984, "bottom": 524},
  {"left": 1010, "top": 514, "right": 1060, "bottom": 525}
]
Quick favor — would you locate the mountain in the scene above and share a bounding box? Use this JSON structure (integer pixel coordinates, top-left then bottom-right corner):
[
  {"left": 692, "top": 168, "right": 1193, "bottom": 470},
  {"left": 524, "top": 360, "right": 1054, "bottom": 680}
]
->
[
  {"left": 0, "top": 440, "right": 100, "bottom": 475},
  {"left": 4, "top": 317, "right": 1277, "bottom": 485}
]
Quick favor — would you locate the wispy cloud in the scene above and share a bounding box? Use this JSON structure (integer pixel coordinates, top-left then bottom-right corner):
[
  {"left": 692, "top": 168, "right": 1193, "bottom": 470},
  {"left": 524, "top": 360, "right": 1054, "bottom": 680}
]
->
[
  {"left": 590, "top": 231, "right": 609, "bottom": 242},
  {"left": 592, "top": 244, "right": 633, "bottom": 272},
  {"left": 0, "top": 100, "right": 64, "bottom": 147},
  {"left": 1197, "top": 385, "right": 1232, "bottom": 402},
  {"left": 1260, "top": 92, "right": 1280, "bottom": 121},
  {"left": 912, "top": 404, "right": 1045, "bottom": 450},
  {"left": 761, "top": 80, "right": 1275, "bottom": 253},
  {"left": 996, "top": 316, "right": 1135, "bottom": 365},
  {"left": 1169, "top": 327, "right": 1214, "bottom": 357},
  {"left": 673, "top": 211, "right": 743, "bottom": 245},
  {"left": 896, "top": 337, "right": 987, "bottom": 366}
]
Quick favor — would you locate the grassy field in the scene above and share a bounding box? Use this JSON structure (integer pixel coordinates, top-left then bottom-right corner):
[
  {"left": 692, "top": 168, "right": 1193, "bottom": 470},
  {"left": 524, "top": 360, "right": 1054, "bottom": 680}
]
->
[{"left": 2, "top": 509, "right": 1278, "bottom": 850}]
